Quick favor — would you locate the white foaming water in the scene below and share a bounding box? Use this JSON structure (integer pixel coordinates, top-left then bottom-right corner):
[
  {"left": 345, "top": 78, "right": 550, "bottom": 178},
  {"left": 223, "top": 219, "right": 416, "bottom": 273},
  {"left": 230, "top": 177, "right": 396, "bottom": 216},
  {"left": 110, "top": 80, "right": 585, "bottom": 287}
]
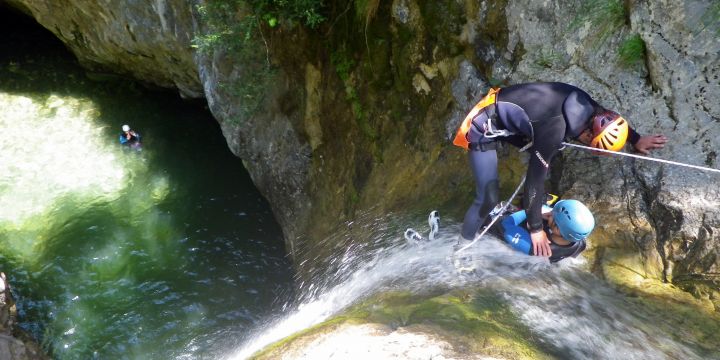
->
[
  {"left": 499, "top": 267, "right": 704, "bottom": 359},
  {"left": 227, "top": 220, "right": 703, "bottom": 360}
]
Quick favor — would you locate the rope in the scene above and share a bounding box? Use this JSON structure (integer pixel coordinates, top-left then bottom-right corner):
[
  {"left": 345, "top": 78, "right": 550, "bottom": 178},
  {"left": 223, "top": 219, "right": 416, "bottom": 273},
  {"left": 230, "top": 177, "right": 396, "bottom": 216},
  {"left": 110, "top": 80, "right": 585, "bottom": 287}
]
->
[
  {"left": 561, "top": 142, "right": 720, "bottom": 174},
  {"left": 454, "top": 175, "right": 526, "bottom": 254}
]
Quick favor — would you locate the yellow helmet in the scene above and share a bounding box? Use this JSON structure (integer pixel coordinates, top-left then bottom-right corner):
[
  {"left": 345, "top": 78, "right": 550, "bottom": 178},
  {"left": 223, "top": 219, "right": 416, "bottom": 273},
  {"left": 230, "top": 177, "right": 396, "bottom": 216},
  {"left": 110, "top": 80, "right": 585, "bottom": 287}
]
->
[{"left": 590, "top": 111, "right": 629, "bottom": 151}]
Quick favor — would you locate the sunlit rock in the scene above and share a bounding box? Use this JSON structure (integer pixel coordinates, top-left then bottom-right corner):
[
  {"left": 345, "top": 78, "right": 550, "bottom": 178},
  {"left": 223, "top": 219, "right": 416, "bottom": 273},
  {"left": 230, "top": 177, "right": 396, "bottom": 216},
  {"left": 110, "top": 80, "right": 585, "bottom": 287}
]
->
[{"left": 249, "top": 291, "right": 551, "bottom": 360}]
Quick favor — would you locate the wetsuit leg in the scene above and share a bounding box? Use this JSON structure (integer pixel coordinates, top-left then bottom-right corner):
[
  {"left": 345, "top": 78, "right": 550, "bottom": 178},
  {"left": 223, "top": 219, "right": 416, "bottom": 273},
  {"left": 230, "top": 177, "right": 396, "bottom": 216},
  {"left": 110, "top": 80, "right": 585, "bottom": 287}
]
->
[{"left": 461, "top": 149, "right": 499, "bottom": 240}]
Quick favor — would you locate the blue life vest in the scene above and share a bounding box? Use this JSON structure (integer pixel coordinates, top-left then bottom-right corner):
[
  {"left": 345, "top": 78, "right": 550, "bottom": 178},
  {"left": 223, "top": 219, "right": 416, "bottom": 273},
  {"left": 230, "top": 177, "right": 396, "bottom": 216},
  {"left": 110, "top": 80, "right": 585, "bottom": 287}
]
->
[{"left": 490, "top": 204, "right": 586, "bottom": 263}]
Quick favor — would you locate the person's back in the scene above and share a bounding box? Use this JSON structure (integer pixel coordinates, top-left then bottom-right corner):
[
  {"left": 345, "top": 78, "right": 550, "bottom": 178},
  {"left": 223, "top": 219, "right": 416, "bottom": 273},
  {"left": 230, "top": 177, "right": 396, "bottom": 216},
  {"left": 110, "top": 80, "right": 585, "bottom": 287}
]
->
[{"left": 496, "top": 82, "right": 599, "bottom": 141}]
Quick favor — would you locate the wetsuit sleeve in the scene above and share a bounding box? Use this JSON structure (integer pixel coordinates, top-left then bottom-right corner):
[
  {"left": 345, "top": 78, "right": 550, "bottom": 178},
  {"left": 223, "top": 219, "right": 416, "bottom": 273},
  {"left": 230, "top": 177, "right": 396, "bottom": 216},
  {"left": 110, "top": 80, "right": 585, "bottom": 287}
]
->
[
  {"left": 119, "top": 134, "right": 127, "bottom": 144},
  {"left": 523, "top": 121, "right": 564, "bottom": 232},
  {"left": 628, "top": 126, "right": 641, "bottom": 145}
]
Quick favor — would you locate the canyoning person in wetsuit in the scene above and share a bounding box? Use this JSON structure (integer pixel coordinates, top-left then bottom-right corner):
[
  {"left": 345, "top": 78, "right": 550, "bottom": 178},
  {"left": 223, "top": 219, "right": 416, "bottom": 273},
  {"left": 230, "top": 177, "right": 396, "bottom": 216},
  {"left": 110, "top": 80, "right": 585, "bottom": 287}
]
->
[
  {"left": 119, "top": 124, "right": 141, "bottom": 147},
  {"left": 487, "top": 196, "right": 593, "bottom": 263},
  {"left": 453, "top": 82, "right": 667, "bottom": 257}
]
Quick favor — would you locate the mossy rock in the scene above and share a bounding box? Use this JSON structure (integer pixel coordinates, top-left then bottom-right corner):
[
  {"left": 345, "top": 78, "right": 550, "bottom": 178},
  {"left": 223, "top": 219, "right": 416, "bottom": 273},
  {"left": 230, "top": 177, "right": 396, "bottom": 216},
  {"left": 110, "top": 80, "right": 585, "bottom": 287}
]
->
[
  {"left": 602, "top": 255, "right": 720, "bottom": 357},
  {"left": 252, "top": 290, "right": 556, "bottom": 359}
]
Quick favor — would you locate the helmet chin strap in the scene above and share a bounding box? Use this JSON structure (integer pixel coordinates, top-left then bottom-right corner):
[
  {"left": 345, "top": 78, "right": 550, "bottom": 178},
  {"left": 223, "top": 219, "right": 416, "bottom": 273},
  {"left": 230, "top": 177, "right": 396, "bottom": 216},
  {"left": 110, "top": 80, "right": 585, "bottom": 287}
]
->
[{"left": 561, "top": 142, "right": 720, "bottom": 174}]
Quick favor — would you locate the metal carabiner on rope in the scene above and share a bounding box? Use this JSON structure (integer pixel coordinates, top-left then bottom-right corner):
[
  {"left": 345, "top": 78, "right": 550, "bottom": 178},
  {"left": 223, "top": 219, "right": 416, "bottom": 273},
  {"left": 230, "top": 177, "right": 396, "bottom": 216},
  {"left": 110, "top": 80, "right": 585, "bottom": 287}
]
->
[{"left": 482, "top": 117, "right": 515, "bottom": 138}]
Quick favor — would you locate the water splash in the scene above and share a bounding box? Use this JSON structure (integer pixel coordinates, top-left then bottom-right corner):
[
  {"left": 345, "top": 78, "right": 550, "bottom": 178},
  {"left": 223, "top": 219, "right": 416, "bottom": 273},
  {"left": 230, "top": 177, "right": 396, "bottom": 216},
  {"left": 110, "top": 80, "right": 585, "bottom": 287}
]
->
[
  {"left": 500, "top": 268, "right": 703, "bottom": 359},
  {"left": 227, "top": 217, "right": 704, "bottom": 359}
]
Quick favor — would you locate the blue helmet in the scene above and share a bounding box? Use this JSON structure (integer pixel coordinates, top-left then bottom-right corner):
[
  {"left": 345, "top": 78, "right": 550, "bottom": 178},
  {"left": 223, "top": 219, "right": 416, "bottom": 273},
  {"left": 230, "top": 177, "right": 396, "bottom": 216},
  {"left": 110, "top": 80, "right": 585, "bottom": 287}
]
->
[{"left": 552, "top": 199, "right": 595, "bottom": 242}]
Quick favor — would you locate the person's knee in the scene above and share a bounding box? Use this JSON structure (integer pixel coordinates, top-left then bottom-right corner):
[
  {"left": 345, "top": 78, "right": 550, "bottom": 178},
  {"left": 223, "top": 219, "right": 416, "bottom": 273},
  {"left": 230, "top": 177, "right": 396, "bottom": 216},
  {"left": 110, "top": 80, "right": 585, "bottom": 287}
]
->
[{"left": 479, "top": 179, "right": 499, "bottom": 215}]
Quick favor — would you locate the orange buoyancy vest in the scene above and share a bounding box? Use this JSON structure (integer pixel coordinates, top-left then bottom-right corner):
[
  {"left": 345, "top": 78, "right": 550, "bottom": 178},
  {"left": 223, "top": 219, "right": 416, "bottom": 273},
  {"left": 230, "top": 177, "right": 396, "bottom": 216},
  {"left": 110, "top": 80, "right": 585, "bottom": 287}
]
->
[{"left": 452, "top": 87, "right": 500, "bottom": 149}]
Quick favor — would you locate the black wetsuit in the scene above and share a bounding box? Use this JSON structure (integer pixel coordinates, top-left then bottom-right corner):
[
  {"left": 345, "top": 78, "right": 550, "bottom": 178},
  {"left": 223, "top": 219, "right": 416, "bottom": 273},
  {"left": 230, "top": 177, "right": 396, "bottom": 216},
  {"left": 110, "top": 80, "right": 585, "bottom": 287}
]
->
[{"left": 461, "top": 82, "right": 640, "bottom": 240}]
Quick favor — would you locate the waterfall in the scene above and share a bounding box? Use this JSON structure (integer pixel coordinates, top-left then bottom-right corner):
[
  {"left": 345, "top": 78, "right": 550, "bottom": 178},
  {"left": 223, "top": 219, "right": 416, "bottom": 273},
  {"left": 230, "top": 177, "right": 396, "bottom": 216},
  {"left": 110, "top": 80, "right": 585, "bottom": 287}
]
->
[{"left": 226, "top": 217, "right": 703, "bottom": 359}]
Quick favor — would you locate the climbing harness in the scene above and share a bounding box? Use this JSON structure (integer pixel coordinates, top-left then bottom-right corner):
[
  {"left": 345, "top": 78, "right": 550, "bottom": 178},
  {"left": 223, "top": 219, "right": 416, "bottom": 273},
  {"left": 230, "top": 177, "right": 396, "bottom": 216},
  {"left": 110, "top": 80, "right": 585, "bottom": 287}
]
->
[
  {"left": 453, "top": 88, "right": 500, "bottom": 149},
  {"left": 561, "top": 142, "right": 720, "bottom": 174},
  {"left": 479, "top": 113, "right": 515, "bottom": 139},
  {"left": 454, "top": 175, "right": 527, "bottom": 254}
]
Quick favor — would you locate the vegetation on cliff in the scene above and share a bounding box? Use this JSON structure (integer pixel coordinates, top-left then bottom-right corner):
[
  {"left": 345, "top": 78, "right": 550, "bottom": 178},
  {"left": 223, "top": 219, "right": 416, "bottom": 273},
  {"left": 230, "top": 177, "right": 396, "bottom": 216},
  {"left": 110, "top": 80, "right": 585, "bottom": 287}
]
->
[{"left": 193, "top": 0, "right": 326, "bottom": 119}]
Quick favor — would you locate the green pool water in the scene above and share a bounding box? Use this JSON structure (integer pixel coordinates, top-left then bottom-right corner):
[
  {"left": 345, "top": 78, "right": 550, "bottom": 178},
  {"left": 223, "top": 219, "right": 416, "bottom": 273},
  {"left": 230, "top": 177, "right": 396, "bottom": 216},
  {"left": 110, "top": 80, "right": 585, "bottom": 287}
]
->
[{"left": 0, "top": 7, "right": 294, "bottom": 359}]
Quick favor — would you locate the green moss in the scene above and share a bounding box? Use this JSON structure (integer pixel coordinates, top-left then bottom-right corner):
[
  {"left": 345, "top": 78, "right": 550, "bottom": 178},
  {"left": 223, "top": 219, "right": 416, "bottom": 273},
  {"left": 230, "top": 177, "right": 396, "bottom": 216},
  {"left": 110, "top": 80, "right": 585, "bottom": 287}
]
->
[
  {"left": 355, "top": 290, "right": 553, "bottom": 359},
  {"left": 699, "top": 1, "right": 720, "bottom": 35},
  {"left": 417, "top": 1, "right": 465, "bottom": 57},
  {"left": 532, "top": 48, "right": 562, "bottom": 69},
  {"left": 618, "top": 33, "right": 646, "bottom": 68},
  {"left": 568, "top": 0, "right": 626, "bottom": 46},
  {"left": 354, "top": 0, "right": 380, "bottom": 24},
  {"left": 253, "top": 289, "right": 553, "bottom": 359},
  {"left": 602, "top": 259, "right": 720, "bottom": 357},
  {"left": 349, "top": 185, "right": 360, "bottom": 205},
  {"left": 330, "top": 48, "right": 377, "bottom": 140},
  {"left": 330, "top": 49, "right": 354, "bottom": 82}
]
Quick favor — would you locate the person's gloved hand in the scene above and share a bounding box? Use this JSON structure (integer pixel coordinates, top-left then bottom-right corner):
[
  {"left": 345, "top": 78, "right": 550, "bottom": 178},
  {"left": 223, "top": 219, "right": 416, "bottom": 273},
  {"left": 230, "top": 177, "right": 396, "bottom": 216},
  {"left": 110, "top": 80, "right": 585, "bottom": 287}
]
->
[
  {"left": 633, "top": 134, "right": 667, "bottom": 155},
  {"left": 530, "top": 229, "right": 552, "bottom": 257}
]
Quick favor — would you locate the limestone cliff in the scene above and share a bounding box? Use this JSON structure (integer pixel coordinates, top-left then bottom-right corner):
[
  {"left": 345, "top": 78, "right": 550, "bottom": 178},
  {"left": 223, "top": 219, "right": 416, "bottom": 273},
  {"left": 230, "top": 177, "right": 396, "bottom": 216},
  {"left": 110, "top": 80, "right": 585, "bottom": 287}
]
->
[
  {"left": 3, "top": 0, "right": 202, "bottom": 97},
  {"left": 3, "top": 0, "right": 718, "bottom": 309}
]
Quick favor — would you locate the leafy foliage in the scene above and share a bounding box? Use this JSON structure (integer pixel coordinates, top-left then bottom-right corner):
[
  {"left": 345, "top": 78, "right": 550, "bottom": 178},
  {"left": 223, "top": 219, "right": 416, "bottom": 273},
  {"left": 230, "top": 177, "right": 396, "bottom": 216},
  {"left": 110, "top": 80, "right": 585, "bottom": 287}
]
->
[
  {"left": 192, "top": 0, "right": 326, "bottom": 119},
  {"left": 569, "top": 0, "right": 626, "bottom": 46},
  {"left": 194, "top": 0, "right": 326, "bottom": 53}
]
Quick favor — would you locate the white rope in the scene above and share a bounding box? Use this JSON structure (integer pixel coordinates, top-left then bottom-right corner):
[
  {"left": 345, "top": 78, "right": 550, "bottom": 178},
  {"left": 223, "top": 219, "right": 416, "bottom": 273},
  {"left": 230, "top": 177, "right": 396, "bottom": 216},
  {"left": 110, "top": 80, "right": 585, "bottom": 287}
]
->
[
  {"left": 561, "top": 142, "right": 720, "bottom": 174},
  {"left": 454, "top": 175, "right": 526, "bottom": 254}
]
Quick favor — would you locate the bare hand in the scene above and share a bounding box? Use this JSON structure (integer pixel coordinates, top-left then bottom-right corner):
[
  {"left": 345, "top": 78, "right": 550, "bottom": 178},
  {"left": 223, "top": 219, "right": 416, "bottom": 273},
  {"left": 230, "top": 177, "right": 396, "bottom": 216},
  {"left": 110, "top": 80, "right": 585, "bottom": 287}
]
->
[
  {"left": 530, "top": 230, "right": 552, "bottom": 257},
  {"left": 633, "top": 134, "right": 667, "bottom": 155}
]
